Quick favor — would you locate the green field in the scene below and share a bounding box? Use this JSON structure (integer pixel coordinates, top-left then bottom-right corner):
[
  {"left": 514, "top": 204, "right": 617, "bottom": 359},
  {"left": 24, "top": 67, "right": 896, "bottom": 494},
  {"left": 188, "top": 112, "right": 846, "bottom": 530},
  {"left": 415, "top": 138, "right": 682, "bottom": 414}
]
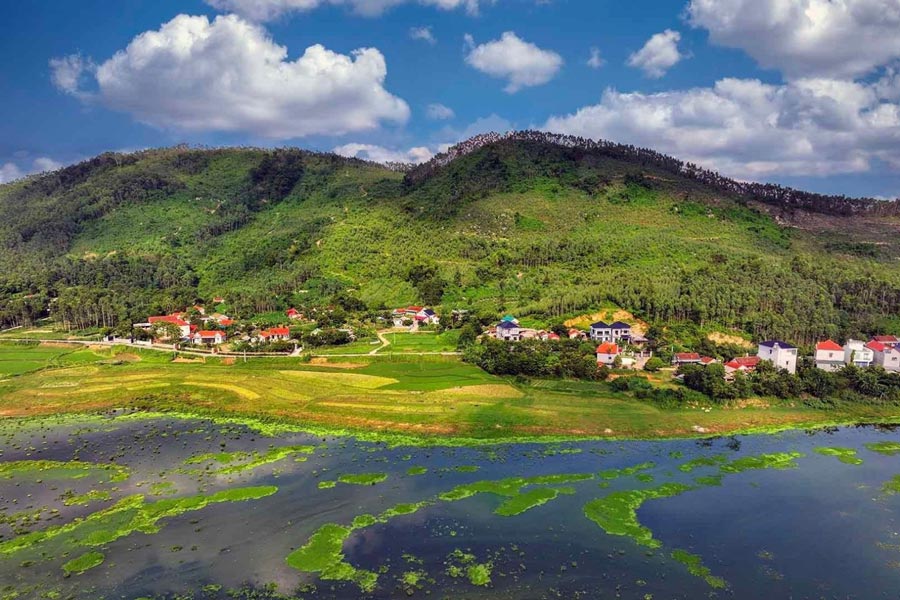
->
[
  {"left": 378, "top": 331, "right": 461, "bottom": 354},
  {"left": 0, "top": 342, "right": 895, "bottom": 441}
]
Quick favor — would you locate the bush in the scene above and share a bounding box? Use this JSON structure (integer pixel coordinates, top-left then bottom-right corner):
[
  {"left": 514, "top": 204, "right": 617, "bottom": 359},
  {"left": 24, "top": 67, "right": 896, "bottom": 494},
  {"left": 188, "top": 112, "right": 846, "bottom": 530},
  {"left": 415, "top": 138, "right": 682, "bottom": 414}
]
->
[{"left": 643, "top": 357, "right": 666, "bottom": 372}]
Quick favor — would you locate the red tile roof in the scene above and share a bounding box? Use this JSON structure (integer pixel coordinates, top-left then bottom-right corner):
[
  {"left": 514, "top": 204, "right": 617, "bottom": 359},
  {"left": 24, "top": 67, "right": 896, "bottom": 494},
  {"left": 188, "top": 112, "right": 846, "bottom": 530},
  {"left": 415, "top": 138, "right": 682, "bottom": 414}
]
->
[
  {"left": 725, "top": 356, "right": 760, "bottom": 370},
  {"left": 699, "top": 356, "right": 716, "bottom": 364},
  {"left": 148, "top": 315, "right": 188, "bottom": 327},
  {"left": 867, "top": 340, "right": 887, "bottom": 352},
  {"left": 674, "top": 352, "right": 701, "bottom": 361},
  {"left": 196, "top": 330, "right": 224, "bottom": 337},
  {"left": 596, "top": 343, "right": 620, "bottom": 355},
  {"left": 816, "top": 340, "right": 843, "bottom": 351},
  {"left": 873, "top": 335, "right": 900, "bottom": 343}
]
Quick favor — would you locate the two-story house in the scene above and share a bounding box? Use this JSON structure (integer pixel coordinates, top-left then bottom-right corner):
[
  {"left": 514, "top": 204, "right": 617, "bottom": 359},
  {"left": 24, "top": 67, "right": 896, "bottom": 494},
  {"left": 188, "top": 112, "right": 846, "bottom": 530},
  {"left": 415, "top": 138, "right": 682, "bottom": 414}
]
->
[
  {"left": 867, "top": 340, "right": 900, "bottom": 372},
  {"left": 757, "top": 340, "right": 798, "bottom": 374},
  {"left": 843, "top": 339, "right": 874, "bottom": 367},
  {"left": 589, "top": 321, "right": 632, "bottom": 342},
  {"left": 814, "top": 340, "right": 845, "bottom": 372}
]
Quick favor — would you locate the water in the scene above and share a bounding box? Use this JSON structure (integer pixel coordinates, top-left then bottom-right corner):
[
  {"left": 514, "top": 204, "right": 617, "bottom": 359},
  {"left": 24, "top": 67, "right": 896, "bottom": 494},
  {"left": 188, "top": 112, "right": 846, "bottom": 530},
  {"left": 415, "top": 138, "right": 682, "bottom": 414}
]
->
[{"left": 2, "top": 413, "right": 900, "bottom": 599}]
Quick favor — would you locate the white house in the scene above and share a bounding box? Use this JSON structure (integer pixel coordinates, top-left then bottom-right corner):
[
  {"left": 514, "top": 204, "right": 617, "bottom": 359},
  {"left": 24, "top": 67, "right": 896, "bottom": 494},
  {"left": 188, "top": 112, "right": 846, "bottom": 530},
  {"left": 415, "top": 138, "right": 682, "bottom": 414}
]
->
[
  {"left": 192, "top": 330, "right": 226, "bottom": 345},
  {"left": 757, "top": 340, "right": 798, "bottom": 374},
  {"left": 843, "top": 339, "right": 874, "bottom": 367},
  {"left": 815, "top": 340, "right": 845, "bottom": 372},
  {"left": 145, "top": 315, "right": 192, "bottom": 339},
  {"left": 259, "top": 327, "right": 291, "bottom": 342},
  {"left": 590, "top": 321, "right": 632, "bottom": 343},
  {"left": 596, "top": 342, "right": 621, "bottom": 365},
  {"left": 867, "top": 340, "right": 900, "bottom": 372},
  {"left": 391, "top": 306, "right": 440, "bottom": 327},
  {"left": 496, "top": 320, "right": 522, "bottom": 341}
]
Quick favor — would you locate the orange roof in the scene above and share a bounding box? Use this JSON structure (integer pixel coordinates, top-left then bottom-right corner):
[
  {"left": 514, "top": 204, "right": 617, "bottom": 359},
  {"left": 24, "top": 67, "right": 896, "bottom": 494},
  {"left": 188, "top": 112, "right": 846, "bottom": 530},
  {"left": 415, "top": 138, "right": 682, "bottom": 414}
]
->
[
  {"left": 218, "top": 319, "right": 234, "bottom": 326},
  {"left": 726, "top": 356, "right": 760, "bottom": 369},
  {"left": 675, "top": 352, "right": 701, "bottom": 361},
  {"left": 196, "top": 330, "right": 223, "bottom": 337},
  {"left": 816, "top": 340, "right": 843, "bottom": 351},
  {"left": 148, "top": 315, "right": 188, "bottom": 327},
  {"left": 267, "top": 327, "right": 290, "bottom": 336},
  {"left": 700, "top": 356, "right": 716, "bottom": 364},
  {"left": 867, "top": 340, "right": 887, "bottom": 352},
  {"left": 596, "top": 342, "right": 620, "bottom": 354}
]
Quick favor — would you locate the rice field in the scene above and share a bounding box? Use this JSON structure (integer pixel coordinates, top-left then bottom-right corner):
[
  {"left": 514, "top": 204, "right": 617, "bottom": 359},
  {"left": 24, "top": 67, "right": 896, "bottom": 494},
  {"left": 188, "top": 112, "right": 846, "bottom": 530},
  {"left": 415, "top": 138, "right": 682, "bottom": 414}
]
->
[{"left": 0, "top": 342, "right": 896, "bottom": 440}]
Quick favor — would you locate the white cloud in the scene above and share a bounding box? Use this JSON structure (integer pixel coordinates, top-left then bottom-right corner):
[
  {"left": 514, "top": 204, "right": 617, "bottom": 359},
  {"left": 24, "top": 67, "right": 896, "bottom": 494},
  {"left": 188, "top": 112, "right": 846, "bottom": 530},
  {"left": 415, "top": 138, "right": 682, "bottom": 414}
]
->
[
  {"left": 627, "top": 29, "right": 683, "bottom": 78},
  {"left": 587, "top": 47, "right": 605, "bottom": 69},
  {"left": 333, "top": 142, "right": 434, "bottom": 163},
  {"left": 50, "top": 14, "right": 409, "bottom": 139},
  {"left": 0, "top": 157, "right": 64, "bottom": 184},
  {"left": 544, "top": 77, "right": 900, "bottom": 178},
  {"left": 409, "top": 26, "right": 436, "bottom": 45},
  {"left": 426, "top": 103, "right": 455, "bottom": 120},
  {"left": 49, "top": 54, "right": 94, "bottom": 97},
  {"left": 205, "top": 0, "right": 482, "bottom": 20},
  {"left": 688, "top": 0, "right": 900, "bottom": 79},
  {"left": 465, "top": 31, "right": 563, "bottom": 93}
]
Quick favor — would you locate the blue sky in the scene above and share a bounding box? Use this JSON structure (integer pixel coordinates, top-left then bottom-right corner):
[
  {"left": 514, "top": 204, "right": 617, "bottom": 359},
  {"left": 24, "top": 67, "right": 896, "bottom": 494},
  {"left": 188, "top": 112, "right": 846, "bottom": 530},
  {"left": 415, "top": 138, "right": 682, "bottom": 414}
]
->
[{"left": 2, "top": 0, "right": 900, "bottom": 198}]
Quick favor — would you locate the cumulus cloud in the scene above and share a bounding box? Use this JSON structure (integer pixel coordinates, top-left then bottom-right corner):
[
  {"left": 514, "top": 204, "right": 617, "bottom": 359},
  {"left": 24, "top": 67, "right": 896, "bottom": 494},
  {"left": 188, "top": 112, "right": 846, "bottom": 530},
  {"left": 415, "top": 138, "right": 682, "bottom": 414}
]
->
[
  {"left": 409, "top": 26, "right": 436, "bottom": 45},
  {"left": 587, "top": 47, "right": 605, "bottom": 69},
  {"left": 426, "top": 103, "right": 455, "bottom": 119},
  {"left": 688, "top": 0, "right": 900, "bottom": 79},
  {"left": 49, "top": 54, "right": 95, "bottom": 97},
  {"left": 333, "top": 142, "right": 434, "bottom": 163},
  {"left": 627, "top": 29, "right": 683, "bottom": 78},
  {"left": 49, "top": 15, "right": 409, "bottom": 139},
  {"left": 0, "top": 157, "right": 64, "bottom": 184},
  {"left": 544, "top": 77, "right": 900, "bottom": 178},
  {"left": 464, "top": 31, "right": 563, "bottom": 93},
  {"left": 205, "top": 0, "right": 482, "bottom": 20}
]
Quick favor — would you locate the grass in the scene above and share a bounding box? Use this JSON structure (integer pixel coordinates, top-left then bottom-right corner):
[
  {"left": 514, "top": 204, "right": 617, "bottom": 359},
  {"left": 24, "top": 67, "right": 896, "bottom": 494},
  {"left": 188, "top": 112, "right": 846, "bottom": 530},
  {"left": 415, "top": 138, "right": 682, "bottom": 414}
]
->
[
  {"left": 378, "top": 331, "right": 461, "bottom": 354},
  {"left": 0, "top": 343, "right": 899, "bottom": 442}
]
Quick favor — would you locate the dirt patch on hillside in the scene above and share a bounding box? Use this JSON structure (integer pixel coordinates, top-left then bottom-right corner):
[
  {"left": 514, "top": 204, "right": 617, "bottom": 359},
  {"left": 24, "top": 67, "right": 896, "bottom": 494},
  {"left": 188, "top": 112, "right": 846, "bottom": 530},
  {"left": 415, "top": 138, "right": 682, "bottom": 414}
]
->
[
  {"left": 564, "top": 309, "right": 648, "bottom": 335},
  {"left": 220, "top": 357, "right": 236, "bottom": 365},
  {"left": 39, "top": 342, "right": 77, "bottom": 349},
  {"left": 112, "top": 353, "right": 141, "bottom": 362},
  {"left": 308, "top": 357, "right": 365, "bottom": 369},
  {"left": 173, "top": 357, "right": 205, "bottom": 364},
  {"left": 707, "top": 332, "right": 754, "bottom": 348}
]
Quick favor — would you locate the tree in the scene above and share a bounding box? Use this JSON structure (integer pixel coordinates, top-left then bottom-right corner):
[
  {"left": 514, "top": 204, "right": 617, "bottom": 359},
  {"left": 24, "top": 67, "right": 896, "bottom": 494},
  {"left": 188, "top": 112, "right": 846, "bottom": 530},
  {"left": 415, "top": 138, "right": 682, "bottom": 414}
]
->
[{"left": 643, "top": 357, "right": 665, "bottom": 372}]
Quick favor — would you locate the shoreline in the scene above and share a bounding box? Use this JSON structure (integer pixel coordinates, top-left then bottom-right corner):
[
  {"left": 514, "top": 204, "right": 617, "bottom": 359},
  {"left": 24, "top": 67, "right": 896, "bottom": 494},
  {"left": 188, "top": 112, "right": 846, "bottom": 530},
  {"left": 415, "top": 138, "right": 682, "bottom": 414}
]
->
[{"left": 2, "top": 406, "right": 898, "bottom": 447}]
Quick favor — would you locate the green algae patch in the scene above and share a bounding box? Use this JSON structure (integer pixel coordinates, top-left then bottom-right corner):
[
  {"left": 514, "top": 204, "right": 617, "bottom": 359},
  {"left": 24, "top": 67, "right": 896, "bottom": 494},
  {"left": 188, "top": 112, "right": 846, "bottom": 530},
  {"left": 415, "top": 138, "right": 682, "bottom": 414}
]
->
[
  {"left": 814, "top": 447, "right": 863, "bottom": 465},
  {"left": 598, "top": 462, "right": 655, "bottom": 480},
  {"left": 318, "top": 480, "right": 337, "bottom": 490},
  {"left": 0, "top": 486, "right": 278, "bottom": 557},
  {"left": 583, "top": 483, "right": 695, "bottom": 548},
  {"left": 184, "top": 451, "right": 249, "bottom": 465},
  {"left": 466, "top": 562, "right": 493, "bottom": 586},
  {"left": 882, "top": 475, "right": 900, "bottom": 495},
  {"left": 719, "top": 452, "right": 804, "bottom": 474},
  {"left": 679, "top": 455, "right": 727, "bottom": 473},
  {"left": 439, "top": 473, "right": 593, "bottom": 502},
  {"left": 338, "top": 473, "right": 388, "bottom": 486},
  {"left": 866, "top": 441, "right": 900, "bottom": 456},
  {"left": 694, "top": 474, "right": 724, "bottom": 487},
  {"left": 671, "top": 549, "right": 727, "bottom": 589},
  {"left": 286, "top": 501, "right": 432, "bottom": 591},
  {"left": 454, "top": 465, "right": 480, "bottom": 473},
  {"left": 62, "top": 489, "right": 112, "bottom": 507},
  {"left": 62, "top": 551, "right": 104, "bottom": 576},
  {"left": 0, "top": 460, "right": 129, "bottom": 483},
  {"left": 494, "top": 487, "right": 574, "bottom": 517},
  {"left": 406, "top": 466, "right": 428, "bottom": 476},
  {"left": 214, "top": 446, "right": 315, "bottom": 475}
]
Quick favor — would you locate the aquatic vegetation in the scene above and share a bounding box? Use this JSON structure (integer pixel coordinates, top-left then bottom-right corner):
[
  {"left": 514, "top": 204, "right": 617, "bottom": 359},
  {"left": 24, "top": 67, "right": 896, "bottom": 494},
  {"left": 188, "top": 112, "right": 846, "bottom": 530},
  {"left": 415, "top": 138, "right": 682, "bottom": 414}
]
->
[
  {"left": 718, "top": 452, "right": 804, "bottom": 474},
  {"left": 814, "top": 447, "right": 863, "bottom": 465},
  {"left": 184, "top": 451, "right": 249, "bottom": 465},
  {"left": 285, "top": 502, "right": 432, "bottom": 591},
  {"left": 0, "top": 460, "right": 129, "bottom": 483},
  {"left": 0, "top": 486, "right": 278, "bottom": 557},
  {"left": 466, "top": 562, "right": 493, "bottom": 586},
  {"left": 439, "top": 473, "right": 593, "bottom": 502},
  {"left": 61, "top": 489, "right": 112, "bottom": 507},
  {"left": 444, "top": 549, "right": 493, "bottom": 586},
  {"left": 494, "top": 487, "right": 575, "bottom": 517},
  {"left": 678, "top": 455, "right": 727, "bottom": 472},
  {"left": 694, "top": 474, "right": 724, "bottom": 486},
  {"left": 671, "top": 550, "right": 726, "bottom": 589},
  {"left": 214, "top": 446, "right": 315, "bottom": 475},
  {"left": 882, "top": 475, "right": 900, "bottom": 495},
  {"left": 337, "top": 473, "right": 388, "bottom": 486},
  {"left": 598, "top": 462, "right": 655, "bottom": 480},
  {"left": 317, "top": 481, "right": 337, "bottom": 490},
  {"left": 583, "top": 483, "right": 695, "bottom": 548},
  {"left": 866, "top": 442, "right": 900, "bottom": 456},
  {"left": 406, "top": 466, "right": 428, "bottom": 476},
  {"left": 454, "top": 465, "right": 480, "bottom": 473},
  {"left": 62, "top": 551, "right": 104, "bottom": 575}
]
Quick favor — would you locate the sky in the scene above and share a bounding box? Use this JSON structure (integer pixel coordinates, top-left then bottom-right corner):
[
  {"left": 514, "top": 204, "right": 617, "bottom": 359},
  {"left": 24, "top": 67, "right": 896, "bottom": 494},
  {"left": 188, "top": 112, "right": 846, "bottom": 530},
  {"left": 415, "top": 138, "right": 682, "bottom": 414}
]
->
[{"left": 2, "top": 0, "right": 900, "bottom": 198}]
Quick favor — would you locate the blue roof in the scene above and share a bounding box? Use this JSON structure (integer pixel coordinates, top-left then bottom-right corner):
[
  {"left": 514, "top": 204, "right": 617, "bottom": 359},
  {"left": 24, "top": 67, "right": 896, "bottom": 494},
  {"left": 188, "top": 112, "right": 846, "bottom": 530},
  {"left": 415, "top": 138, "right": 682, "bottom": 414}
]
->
[
  {"left": 497, "top": 321, "right": 518, "bottom": 329},
  {"left": 501, "top": 315, "right": 517, "bottom": 322},
  {"left": 759, "top": 340, "right": 796, "bottom": 349},
  {"left": 590, "top": 321, "right": 609, "bottom": 329},
  {"left": 610, "top": 321, "right": 631, "bottom": 329}
]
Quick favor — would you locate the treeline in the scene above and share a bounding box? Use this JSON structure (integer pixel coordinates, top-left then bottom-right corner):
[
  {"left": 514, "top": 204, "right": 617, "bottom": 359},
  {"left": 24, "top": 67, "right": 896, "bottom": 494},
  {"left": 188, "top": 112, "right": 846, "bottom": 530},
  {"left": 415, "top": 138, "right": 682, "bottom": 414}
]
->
[{"left": 463, "top": 337, "right": 604, "bottom": 380}]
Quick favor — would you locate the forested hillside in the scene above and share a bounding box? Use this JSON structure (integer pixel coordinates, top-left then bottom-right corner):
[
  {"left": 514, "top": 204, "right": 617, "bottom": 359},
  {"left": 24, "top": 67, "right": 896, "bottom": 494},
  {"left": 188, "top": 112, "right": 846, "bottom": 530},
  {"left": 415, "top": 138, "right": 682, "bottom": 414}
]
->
[{"left": 2, "top": 132, "right": 900, "bottom": 345}]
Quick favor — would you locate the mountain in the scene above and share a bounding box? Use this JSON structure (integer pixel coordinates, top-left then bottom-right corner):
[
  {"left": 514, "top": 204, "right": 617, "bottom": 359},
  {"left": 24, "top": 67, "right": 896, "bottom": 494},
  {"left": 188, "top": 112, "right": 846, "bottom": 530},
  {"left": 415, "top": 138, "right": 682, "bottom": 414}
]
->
[{"left": 2, "top": 131, "right": 900, "bottom": 345}]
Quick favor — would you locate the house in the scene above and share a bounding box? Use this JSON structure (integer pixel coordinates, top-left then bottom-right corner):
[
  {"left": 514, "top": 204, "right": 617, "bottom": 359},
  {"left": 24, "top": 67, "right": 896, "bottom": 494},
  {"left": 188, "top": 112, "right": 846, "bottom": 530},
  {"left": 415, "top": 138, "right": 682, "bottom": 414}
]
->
[
  {"left": 391, "top": 306, "right": 440, "bottom": 327},
  {"left": 145, "top": 315, "right": 191, "bottom": 339},
  {"left": 260, "top": 327, "right": 291, "bottom": 342},
  {"left": 673, "top": 352, "right": 702, "bottom": 366},
  {"left": 699, "top": 356, "right": 718, "bottom": 366},
  {"left": 193, "top": 305, "right": 206, "bottom": 315},
  {"left": 815, "top": 340, "right": 845, "bottom": 372},
  {"left": 568, "top": 328, "right": 587, "bottom": 340},
  {"left": 589, "top": 321, "right": 632, "bottom": 342},
  {"left": 213, "top": 296, "right": 225, "bottom": 304},
  {"left": 547, "top": 332, "right": 561, "bottom": 341},
  {"left": 868, "top": 340, "right": 900, "bottom": 372},
  {"left": 757, "top": 340, "right": 798, "bottom": 374},
  {"left": 496, "top": 320, "right": 522, "bottom": 341},
  {"left": 192, "top": 330, "right": 226, "bottom": 345},
  {"left": 286, "top": 308, "right": 303, "bottom": 320},
  {"left": 843, "top": 339, "right": 874, "bottom": 367},
  {"left": 596, "top": 342, "right": 621, "bottom": 366},
  {"left": 872, "top": 335, "right": 900, "bottom": 348},
  {"left": 724, "top": 356, "right": 761, "bottom": 377},
  {"left": 217, "top": 318, "right": 234, "bottom": 327}
]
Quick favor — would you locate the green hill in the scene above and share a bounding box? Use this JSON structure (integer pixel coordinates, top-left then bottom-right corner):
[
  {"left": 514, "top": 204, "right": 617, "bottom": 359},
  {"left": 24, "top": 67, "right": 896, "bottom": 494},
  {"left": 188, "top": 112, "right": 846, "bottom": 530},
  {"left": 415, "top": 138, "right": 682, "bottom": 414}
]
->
[{"left": 2, "top": 132, "right": 900, "bottom": 345}]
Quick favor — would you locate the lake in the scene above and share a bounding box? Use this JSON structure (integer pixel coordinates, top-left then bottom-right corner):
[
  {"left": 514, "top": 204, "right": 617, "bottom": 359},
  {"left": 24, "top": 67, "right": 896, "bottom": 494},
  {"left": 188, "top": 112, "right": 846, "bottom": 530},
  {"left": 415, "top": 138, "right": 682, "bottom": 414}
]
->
[{"left": 2, "top": 411, "right": 900, "bottom": 599}]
